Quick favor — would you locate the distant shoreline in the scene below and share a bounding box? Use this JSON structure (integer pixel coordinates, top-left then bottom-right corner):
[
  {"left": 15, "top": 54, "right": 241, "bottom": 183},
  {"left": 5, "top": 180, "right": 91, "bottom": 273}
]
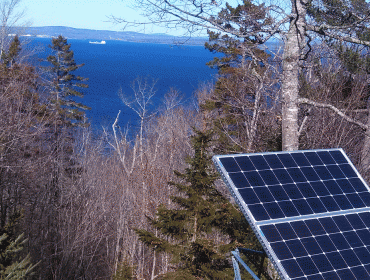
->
[
  {"left": 18, "top": 26, "right": 208, "bottom": 46},
  {"left": 25, "top": 37, "right": 208, "bottom": 48}
]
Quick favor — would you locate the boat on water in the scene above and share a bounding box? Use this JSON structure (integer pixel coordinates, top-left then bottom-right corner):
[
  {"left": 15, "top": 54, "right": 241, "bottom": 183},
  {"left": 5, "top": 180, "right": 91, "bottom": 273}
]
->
[{"left": 89, "top": 40, "right": 106, "bottom": 45}]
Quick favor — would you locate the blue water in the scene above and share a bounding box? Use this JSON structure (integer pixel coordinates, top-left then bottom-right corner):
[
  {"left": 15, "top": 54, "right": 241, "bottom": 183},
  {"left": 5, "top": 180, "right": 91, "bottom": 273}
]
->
[{"left": 26, "top": 38, "right": 217, "bottom": 131}]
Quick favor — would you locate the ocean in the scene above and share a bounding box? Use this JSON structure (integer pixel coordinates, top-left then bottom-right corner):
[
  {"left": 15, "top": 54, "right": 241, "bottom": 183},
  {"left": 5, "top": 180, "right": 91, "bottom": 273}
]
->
[{"left": 26, "top": 38, "right": 218, "bottom": 131}]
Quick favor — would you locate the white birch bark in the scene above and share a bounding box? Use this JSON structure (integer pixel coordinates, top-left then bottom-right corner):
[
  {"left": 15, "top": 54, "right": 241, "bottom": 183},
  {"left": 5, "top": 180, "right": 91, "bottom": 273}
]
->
[
  {"left": 361, "top": 106, "right": 370, "bottom": 174},
  {"left": 281, "top": 0, "right": 307, "bottom": 151}
]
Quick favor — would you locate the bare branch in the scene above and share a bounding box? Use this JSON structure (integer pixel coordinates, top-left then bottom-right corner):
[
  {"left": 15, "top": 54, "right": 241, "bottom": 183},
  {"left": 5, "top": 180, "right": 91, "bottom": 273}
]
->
[
  {"left": 298, "top": 108, "right": 312, "bottom": 136},
  {"left": 298, "top": 97, "right": 370, "bottom": 131},
  {"left": 111, "top": 0, "right": 290, "bottom": 44},
  {"left": 0, "top": 0, "right": 29, "bottom": 56},
  {"left": 307, "top": 24, "right": 370, "bottom": 47}
]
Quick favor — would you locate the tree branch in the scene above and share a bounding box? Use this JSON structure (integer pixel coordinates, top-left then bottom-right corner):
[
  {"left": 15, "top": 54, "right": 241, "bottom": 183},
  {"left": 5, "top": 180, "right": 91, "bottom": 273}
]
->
[
  {"left": 298, "top": 107, "right": 311, "bottom": 136},
  {"left": 298, "top": 97, "right": 370, "bottom": 131},
  {"left": 307, "top": 24, "right": 370, "bottom": 47},
  {"left": 111, "top": 0, "right": 290, "bottom": 44}
]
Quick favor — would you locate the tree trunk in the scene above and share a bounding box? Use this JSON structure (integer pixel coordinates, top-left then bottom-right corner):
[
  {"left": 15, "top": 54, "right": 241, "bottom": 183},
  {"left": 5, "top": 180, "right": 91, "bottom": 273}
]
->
[
  {"left": 361, "top": 107, "right": 370, "bottom": 178},
  {"left": 150, "top": 229, "right": 158, "bottom": 280},
  {"left": 281, "top": 0, "right": 307, "bottom": 151}
]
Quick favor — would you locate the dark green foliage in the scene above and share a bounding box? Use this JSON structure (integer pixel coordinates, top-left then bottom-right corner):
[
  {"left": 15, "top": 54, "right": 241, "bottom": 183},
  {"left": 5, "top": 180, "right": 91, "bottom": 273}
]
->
[
  {"left": 1, "top": 35, "right": 21, "bottom": 67},
  {"left": 47, "top": 35, "right": 90, "bottom": 126},
  {"left": 308, "top": 0, "right": 369, "bottom": 29},
  {"left": 306, "top": 0, "right": 370, "bottom": 110},
  {"left": 135, "top": 130, "right": 261, "bottom": 279},
  {"left": 202, "top": 1, "right": 280, "bottom": 154},
  {"left": 205, "top": 1, "right": 270, "bottom": 71},
  {"left": 307, "top": 0, "right": 370, "bottom": 63},
  {"left": 0, "top": 211, "right": 36, "bottom": 279},
  {"left": 335, "top": 44, "right": 370, "bottom": 74},
  {"left": 207, "top": 0, "right": 273, "bottom": 44},
  {"left": 308, "top": 0, "right": 370, "bottom": 73},
  {"left": 200, "top": 65, "right": 280, "bottom": 153},
  {"left": 113, "top": 260, "right": 135, "bottom": 280}
]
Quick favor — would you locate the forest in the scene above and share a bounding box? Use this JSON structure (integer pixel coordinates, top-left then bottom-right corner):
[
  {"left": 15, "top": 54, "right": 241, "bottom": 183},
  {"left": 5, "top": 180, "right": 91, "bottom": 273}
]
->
[{"left": 3, "top": 0, "right": 370, "bottom": 279}]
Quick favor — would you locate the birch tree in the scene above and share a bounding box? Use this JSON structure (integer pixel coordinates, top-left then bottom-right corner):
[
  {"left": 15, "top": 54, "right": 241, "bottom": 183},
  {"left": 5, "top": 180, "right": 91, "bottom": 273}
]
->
[
  {"left": 118, "top": 76, "right": 157, "bottom": 164},
  {"left": 112, "top": 0, "right": 370, "bottom": 153},
  {"left": 0, "top": 0, "right": 26, "bottom": 57}
]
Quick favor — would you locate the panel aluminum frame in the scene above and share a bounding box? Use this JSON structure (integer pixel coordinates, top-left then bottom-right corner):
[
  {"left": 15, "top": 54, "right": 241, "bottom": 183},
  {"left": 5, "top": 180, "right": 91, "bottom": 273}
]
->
[{"left": 213, "top": 148, "right": 370, "bottom": 280}]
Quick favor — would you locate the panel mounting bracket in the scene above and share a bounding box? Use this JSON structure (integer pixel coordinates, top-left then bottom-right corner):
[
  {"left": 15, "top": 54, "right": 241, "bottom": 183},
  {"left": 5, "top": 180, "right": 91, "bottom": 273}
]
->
[{"left": 231, "top": 248, "right": 274, "bottom": 280}]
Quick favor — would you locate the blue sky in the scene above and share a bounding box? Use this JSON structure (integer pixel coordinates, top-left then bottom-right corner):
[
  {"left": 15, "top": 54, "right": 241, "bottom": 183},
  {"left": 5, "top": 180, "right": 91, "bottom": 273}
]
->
[
  {"left": 22, "top": 0, "right": 244, "bottom": 36},
  {"left": 23, "top": 0, "right": 150, "bottom": 32}
]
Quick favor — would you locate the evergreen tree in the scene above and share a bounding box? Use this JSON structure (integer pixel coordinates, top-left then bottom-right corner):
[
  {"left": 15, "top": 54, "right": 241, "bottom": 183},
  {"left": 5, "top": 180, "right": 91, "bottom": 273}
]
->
[
  {"left": 202, "top": 1, "right": 281, "bottom": 154},
  {"left": 135, "top": 130, "right": 261, "bottom": 279},
  {"left": 113, "top": 260, "right": 135, "bottom": 280},
  {"left": 47, "top": 35, "right": 90, "bottom": 126},
  {"left": 43, "top": 37, "right": 90, "bottom": 272},
  {"left": 305, "top": 0, "right": 370, "bottom": 105},
  {"left": 119, "top": 0, "right": 370, "bottom": 151},
  {"left": 307, "top": 0, "right": 370, "bottom": 76},
  {"left": 1, "top": 35, "right": 21, "bottom": 68},
  {"left": 0, "top": 211, "right": 36, "bottom": 279}
]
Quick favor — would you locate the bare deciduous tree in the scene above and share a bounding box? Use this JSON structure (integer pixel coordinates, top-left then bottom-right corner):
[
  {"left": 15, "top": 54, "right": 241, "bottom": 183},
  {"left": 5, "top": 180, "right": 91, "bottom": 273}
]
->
[
  {"left": 118, "top": 76, "right": 157, "bottom": 163},
  {"left": 111, "top": 0, "right": 370, "bottom": 155},
  {"left": 100, "top": 82, "right": 197, "bottom": 278},
  {"left": 0, "top": 0, "right": 29, "bottom": 57}
]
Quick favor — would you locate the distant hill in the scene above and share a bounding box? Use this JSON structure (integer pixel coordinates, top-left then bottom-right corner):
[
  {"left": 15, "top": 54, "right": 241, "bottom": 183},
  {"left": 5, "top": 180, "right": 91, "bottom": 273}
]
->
[{"left": 20, "top": 26, "right": 208, "bottom": 46}]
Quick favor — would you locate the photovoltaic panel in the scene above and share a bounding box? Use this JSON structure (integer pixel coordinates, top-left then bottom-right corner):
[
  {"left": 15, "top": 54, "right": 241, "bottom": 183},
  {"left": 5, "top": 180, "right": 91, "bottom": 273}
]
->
[{"left": 213, "top": 149, "right": 370, "bottom": 280}]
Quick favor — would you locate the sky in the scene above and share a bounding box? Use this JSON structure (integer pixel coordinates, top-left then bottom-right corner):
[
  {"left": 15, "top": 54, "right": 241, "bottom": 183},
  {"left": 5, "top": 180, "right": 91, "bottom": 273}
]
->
[
  {"left": 22, "top": 0, "right": 158, "bottom": 33},
  {"left": 20, "top": 0, "right": 247, "bottom": 36}
]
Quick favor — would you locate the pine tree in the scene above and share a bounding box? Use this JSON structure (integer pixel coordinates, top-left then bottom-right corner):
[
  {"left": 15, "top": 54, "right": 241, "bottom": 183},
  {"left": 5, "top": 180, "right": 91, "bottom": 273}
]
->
[
  {"left": 47, "top": 35, "right": 90, "bottom": 127},
  {"left": 135, "top": 130, "right": 261, "bottom": 279}
]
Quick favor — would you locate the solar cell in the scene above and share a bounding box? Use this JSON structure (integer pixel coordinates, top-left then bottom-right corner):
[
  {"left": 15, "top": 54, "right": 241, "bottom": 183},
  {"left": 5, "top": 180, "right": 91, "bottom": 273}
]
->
[{"left": 213, "top": 148, "right": 370, "bottom": 280}]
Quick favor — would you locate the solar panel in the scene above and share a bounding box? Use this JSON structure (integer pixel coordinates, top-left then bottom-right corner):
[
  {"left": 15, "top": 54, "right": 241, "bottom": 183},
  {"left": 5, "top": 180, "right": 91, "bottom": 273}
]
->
[{"left": 213, "top": 149, "right": 370, "bottom": 280}]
